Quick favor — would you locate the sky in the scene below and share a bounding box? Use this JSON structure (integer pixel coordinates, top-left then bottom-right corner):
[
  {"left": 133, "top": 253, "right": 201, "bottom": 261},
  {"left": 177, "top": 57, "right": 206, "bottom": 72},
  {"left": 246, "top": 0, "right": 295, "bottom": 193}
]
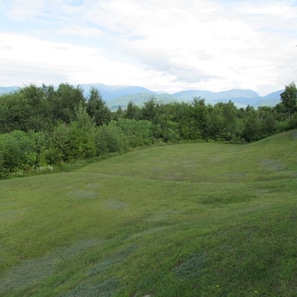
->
[{"left": 0, "top": 0, "right": 297, "bottom": 95}]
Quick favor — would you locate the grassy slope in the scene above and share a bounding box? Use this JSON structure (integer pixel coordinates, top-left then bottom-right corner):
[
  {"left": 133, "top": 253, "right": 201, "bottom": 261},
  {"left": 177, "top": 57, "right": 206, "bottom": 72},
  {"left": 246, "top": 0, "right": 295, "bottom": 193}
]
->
[{"left": 0, "top": 130, "right": 297, "bottom": 297}]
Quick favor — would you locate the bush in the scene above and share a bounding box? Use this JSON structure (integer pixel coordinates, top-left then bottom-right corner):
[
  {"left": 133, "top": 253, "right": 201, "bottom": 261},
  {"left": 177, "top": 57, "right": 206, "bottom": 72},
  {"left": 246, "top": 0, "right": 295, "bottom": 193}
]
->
[
  {"left": 112, "top": 119, "right": 155, "bottom": 147},
  {"left": 46, "top": 121, "right": 97, "bottom": 163},
  {"left": 0, "top": 130, "right": 47, "bottom": 176},
  {"left": 95, "top": 124, "right": 128, "bottom": 155}
]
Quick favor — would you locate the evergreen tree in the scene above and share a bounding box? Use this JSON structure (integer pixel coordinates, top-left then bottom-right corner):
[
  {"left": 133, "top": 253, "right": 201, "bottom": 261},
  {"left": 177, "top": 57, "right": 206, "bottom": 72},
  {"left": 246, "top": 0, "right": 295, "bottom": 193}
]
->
[
  {"left": 125, "top": 100, "right": 141, "bottom": 120},
  {"left": 86, "top": 88, "right": 111, "bottom": 126}
]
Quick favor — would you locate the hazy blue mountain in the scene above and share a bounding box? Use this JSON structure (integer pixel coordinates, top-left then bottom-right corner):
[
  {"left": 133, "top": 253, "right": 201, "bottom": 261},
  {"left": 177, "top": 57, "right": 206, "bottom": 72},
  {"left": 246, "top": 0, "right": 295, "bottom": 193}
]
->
[
  {"left": 172, "top": 89, "right": 262, "bottom": 106},
  {"left": 0, "top": 86, "right": 18, "bottom": 95},
  {"left": 253, "top": 90, "right": 283, "bottom": 108},
  {"left": 263, "top": 90, "right": 283, "bottom": 100},
  {"left": 0, "top": 84, "right": 155, "bottom": 100},
  {"left": 81, "top": 84, "right": 155, "bottom": 100},
  {"left": 107, "top": 88, "right": 283, "bottom": 110},
  {"left": 172, "top": 89, "right": 259, "bottom": 101},
  {"left": 107, "top": 92, "right": 176, "bottom": 110}
]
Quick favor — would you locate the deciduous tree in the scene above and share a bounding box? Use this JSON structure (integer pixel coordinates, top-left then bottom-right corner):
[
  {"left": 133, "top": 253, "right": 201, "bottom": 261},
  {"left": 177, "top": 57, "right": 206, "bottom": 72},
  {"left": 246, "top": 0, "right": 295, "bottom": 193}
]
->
[{"left": 280, "top": 82, "right": 297, "bottom": 118}]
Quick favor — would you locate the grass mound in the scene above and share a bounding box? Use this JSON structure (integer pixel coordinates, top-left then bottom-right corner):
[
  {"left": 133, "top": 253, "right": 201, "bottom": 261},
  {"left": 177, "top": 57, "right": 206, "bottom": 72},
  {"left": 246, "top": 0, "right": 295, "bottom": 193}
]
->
[{"left": 0, "top": 130, "right": 297, "bottom": 296}]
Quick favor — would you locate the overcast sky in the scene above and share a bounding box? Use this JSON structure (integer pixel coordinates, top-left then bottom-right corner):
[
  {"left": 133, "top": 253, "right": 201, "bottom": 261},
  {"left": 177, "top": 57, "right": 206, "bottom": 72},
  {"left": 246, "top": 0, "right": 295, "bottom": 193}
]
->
[{"left": 0, "top": 0, "right": 297, "bottom": 95}]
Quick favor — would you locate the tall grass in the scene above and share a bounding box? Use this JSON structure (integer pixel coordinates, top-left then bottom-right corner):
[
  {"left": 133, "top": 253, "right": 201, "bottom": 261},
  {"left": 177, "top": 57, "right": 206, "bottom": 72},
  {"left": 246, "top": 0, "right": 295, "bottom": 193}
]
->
[{"left": 0, "top": 130, "right": 297, "bottom": 296}]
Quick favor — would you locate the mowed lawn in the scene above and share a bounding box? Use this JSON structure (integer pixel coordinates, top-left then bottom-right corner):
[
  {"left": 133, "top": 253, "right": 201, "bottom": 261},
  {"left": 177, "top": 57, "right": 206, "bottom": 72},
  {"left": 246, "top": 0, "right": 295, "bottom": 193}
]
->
[{"left": 0, "top": 130, "right": 297, "bottom": 297}]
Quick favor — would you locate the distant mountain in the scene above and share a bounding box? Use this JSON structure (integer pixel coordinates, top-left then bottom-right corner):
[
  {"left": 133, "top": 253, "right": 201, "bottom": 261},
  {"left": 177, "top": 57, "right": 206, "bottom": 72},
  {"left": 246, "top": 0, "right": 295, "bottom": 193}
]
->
[
  {"left": 0, "top": 86, "right": 18, "bottom": 95},
  {"left": 254, "top": 90, "right": 283, "bottom": 108},
  {"left": 107, "top": 92, "right": 176, "bottom": 111},
  {"left": 81, "top": 84, "right": 155, "bottom": 101},
  {"left": 172, "top": 89, "right": 259, "bottom": 101},
  {"left": 106, "top": 88, "right": 283, "bottom": 110},
  {"left": 0, "top": 84, "right": 283, "bottom": 110},
  {"left": 0, "top": 84, "right": 155, "bottom": 100},
  {"left": 171, "top": 89, "right": 261, "bottom": 106}
]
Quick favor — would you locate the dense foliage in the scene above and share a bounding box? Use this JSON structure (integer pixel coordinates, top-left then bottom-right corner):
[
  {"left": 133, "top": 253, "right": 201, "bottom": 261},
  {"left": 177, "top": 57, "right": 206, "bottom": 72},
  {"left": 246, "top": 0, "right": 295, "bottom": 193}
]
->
[{"left": 0, "top": 83, "right": 296, "bottom": 177}]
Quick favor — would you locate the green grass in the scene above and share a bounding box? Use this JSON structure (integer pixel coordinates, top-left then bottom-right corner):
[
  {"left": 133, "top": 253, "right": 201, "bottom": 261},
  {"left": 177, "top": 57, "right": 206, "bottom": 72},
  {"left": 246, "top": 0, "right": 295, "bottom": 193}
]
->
[{"left": 1, "top": 130, "right": 297, "bottom": 297}]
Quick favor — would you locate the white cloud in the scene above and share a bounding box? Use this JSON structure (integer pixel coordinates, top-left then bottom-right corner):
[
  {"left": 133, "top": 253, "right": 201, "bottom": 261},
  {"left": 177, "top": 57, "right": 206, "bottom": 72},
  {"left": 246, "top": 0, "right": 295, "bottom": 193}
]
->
[
  {"left": 57, "top": 26, "right": 104, "bottom": 38},
  {"left": 0, "top": 32, "right": 163, "bottom": 88},
  {"left": 1, "top": 0, "right": 297, "bottom": 95},
  {"left": 235, "top": 1, "right": 297, "bottom": 17}
]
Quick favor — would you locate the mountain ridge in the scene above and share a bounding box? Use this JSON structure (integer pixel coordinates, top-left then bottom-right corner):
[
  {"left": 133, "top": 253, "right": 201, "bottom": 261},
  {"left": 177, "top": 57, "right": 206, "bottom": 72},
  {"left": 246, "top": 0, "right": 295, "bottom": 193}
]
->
[
  {"left": 0, "top": 84, "right": 283, "bottom": 110},
  {"left": 104, "top": 87, "right": 283, "bottom": 110}
]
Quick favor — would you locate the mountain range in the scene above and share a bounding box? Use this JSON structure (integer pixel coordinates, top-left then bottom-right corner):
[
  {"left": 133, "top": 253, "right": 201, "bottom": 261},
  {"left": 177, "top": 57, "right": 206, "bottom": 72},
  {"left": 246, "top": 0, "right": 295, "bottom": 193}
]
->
[
  {"left": 0, "top": 83, "right": 283, "bottom": 111},
  {"left": 81, "top": 84, "right": 283, "bottom": 110}
]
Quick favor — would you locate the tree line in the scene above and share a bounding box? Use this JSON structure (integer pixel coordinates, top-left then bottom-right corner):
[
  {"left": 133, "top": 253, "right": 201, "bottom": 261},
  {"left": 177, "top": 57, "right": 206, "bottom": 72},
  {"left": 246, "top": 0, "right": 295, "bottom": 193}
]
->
[{"left": 0, "top": 82, "right": 296, "bottom": 177}]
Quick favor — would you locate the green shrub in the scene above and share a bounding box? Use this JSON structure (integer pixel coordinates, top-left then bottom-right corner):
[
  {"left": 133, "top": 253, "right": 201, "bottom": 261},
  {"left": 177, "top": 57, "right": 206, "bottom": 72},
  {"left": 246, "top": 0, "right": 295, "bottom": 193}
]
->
[
  {"left": 112, "top": 119, "right": 155, "bottom": 147},
  {"left": 0, "top": 130, "right": 47, "bottom": 176},
  {"left": 95, "top": 124, "right": 128, "bottom": 155}
]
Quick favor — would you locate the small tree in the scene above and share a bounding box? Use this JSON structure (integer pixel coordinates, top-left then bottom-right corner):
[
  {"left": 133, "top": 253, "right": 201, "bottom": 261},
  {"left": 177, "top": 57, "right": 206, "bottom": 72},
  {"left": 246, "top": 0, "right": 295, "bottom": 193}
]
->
[
  {"left": 141, "top": 97, "right": 158, "bottom": 122},
  {"left": 86, "top": 88, "right": 111, "bottom": 126},
  {"left": 125, "top": 101, "right": 141, "bottom": 120},
  {"left": 280, "top": 82, "right": 297, "bottom": 118}
]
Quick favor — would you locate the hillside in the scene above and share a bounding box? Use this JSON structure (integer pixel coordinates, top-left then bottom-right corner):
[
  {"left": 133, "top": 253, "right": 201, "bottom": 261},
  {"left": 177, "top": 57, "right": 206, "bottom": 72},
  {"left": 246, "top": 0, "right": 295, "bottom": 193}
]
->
[{"left": 0, "top": 130, "right": 296, "bottom": 296}]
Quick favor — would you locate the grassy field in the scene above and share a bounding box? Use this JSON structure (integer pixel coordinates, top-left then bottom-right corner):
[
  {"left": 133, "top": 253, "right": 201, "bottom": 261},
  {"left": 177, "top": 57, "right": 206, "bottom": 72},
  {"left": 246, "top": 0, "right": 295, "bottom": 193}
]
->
[{"left": 0, "top": 130, "right": 297, "bottom": 297}]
